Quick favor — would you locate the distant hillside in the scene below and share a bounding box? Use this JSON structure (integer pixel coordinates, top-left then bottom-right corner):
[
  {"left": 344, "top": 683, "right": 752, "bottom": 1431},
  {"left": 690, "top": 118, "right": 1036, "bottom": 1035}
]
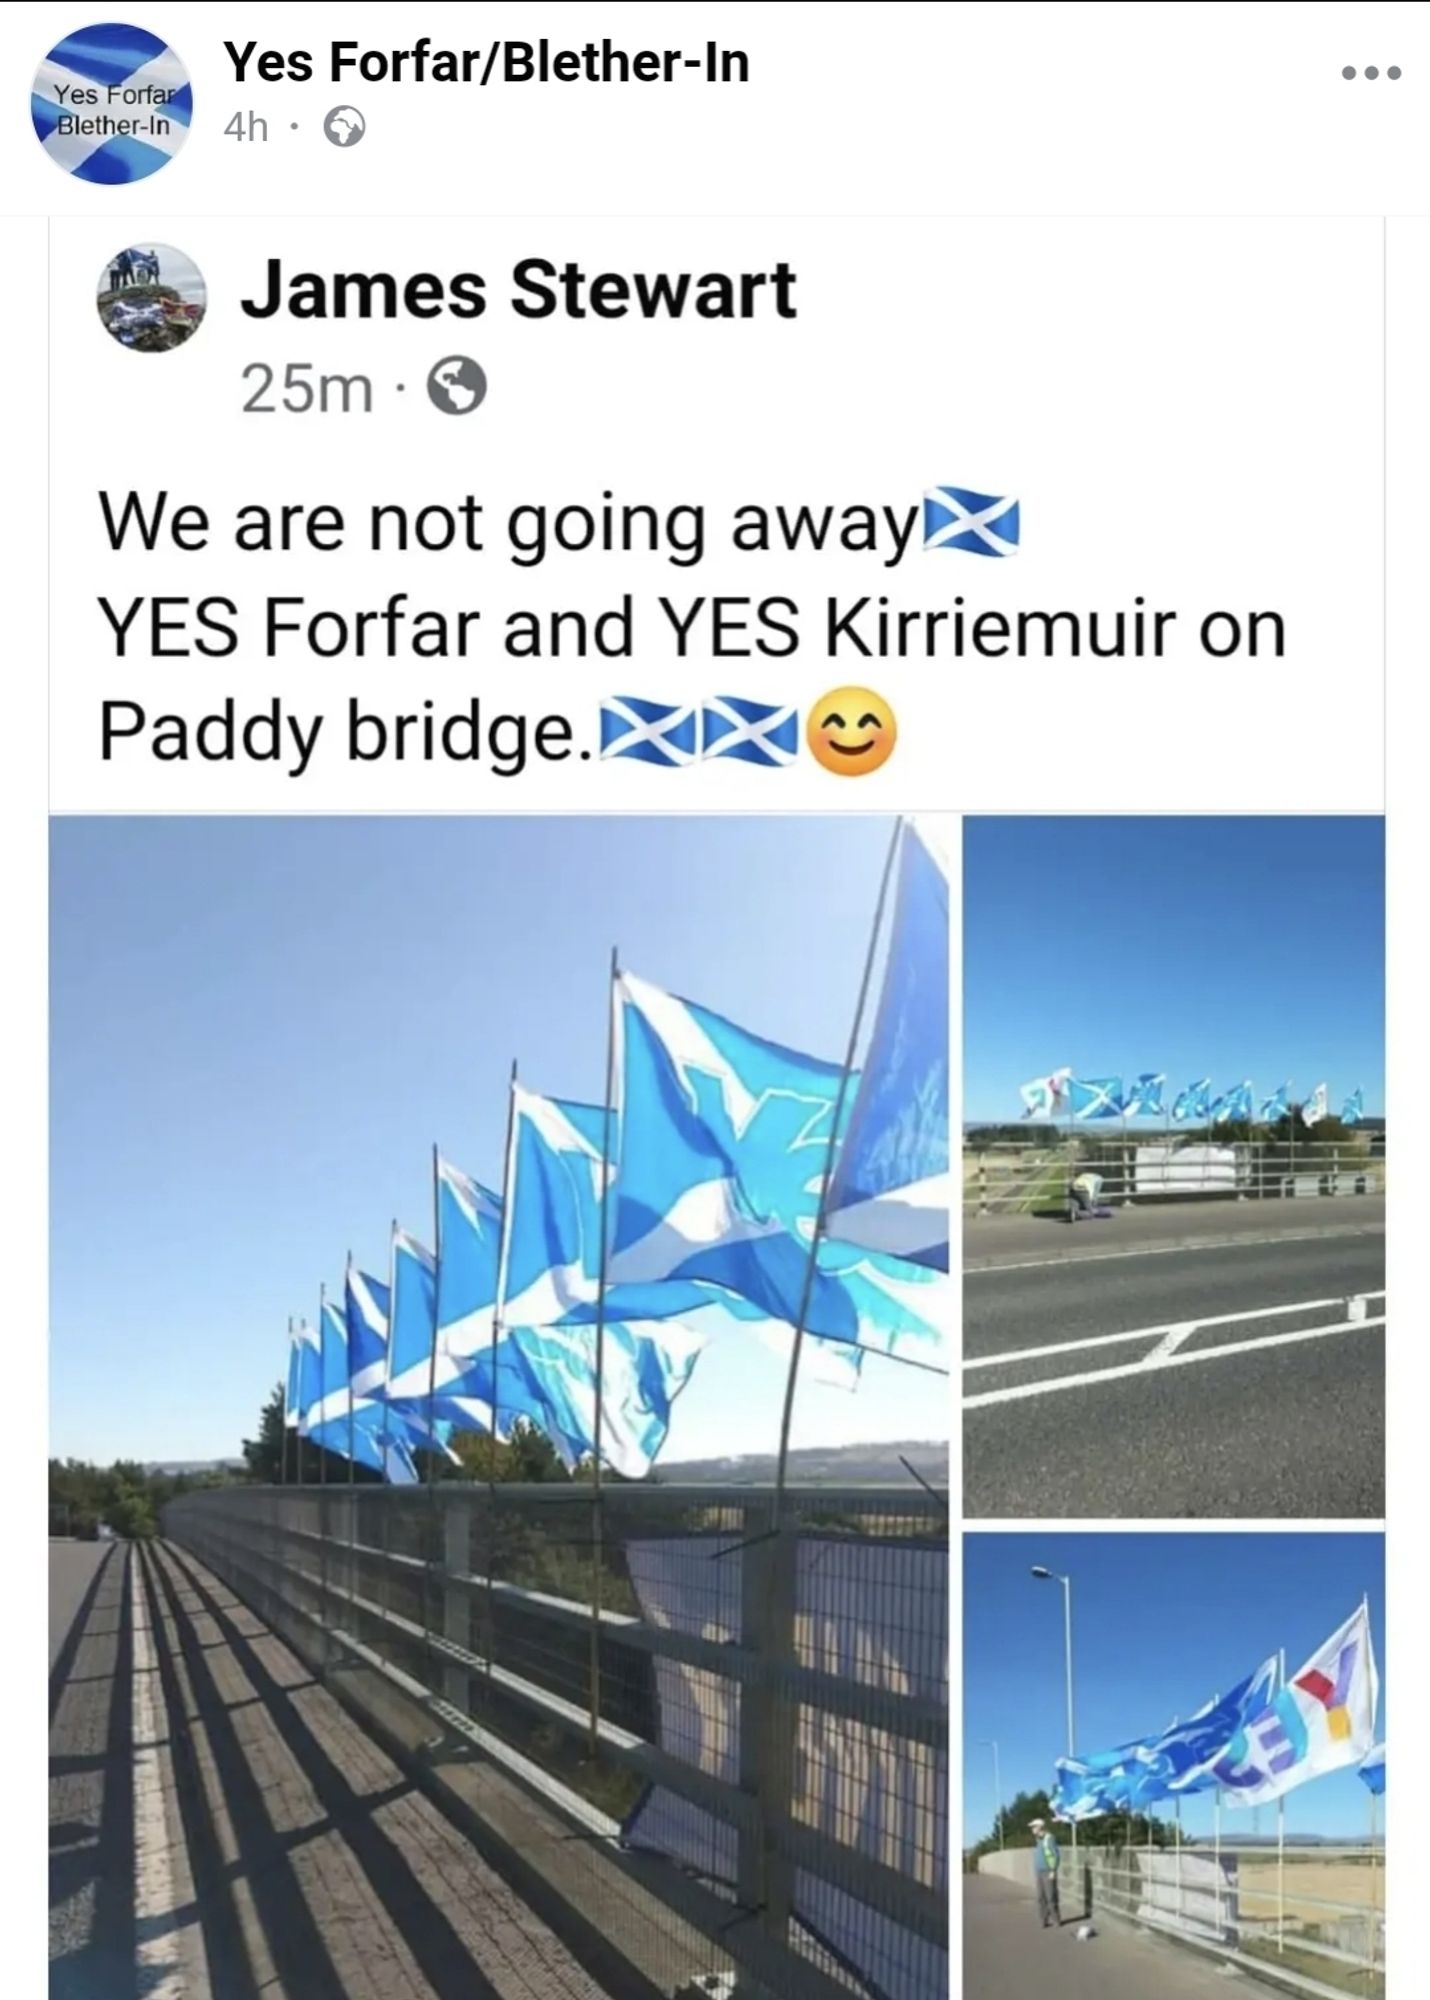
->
[
  {"left": 144, "top": 1458, "right": 244, "bottom": 1476},
  {"left": 655, "top": 1440, "right": 947, "bottom": 1486}
]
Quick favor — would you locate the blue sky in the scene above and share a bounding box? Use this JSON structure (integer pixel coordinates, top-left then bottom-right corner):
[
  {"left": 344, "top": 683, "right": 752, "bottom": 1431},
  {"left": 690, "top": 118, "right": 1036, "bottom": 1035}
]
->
[
  {"left": 50, "top": 813, "right": 946, "bottom": 1465},
  {"left": 964, "top": 817, "right": 1384, "bottom": 1123},
  {"left": 963, "top": 1532, "right": 1386, "bottom": 1842}
]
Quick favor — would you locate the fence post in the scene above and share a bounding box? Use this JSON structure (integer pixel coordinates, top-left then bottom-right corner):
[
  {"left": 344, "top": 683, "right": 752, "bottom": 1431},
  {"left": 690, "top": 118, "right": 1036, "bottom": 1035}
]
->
[
  {"left": 442, "top": 1491, "right": 472, "bottom": 1718},
  {"left": 737, "top": 1495, "right": 796, "bottom": 1945},
  {"left": 978, "top": 1154, "right": 987, "bottom": 1216}
]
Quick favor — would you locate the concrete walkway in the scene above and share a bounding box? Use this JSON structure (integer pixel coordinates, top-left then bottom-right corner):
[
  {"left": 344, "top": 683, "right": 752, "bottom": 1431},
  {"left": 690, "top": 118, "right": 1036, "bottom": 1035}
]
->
[
  {"left": 964, "top": 1874, "right": 1246, "bottom": 2000},
  {"left": 965, "top": 1195, "right": 1385, "bottom": 1271},
  {"left": 50, "top": 1537, "right": 618, "bottom": 2000}
]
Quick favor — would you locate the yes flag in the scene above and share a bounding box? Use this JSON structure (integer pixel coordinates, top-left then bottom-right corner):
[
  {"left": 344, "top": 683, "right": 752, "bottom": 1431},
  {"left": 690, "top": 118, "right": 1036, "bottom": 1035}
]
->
[
  {"left": 1302, "top": 1082, "right": 1329, "bottom": 1128},
  {"left": 1358, "top": 1743, "right": 1385, "bottom": 1796},
  {"left": 827, "top": 820, "right": 950, "bottom": 1270},
  {"left": 1212, "top": 1081, "right": 1253, "bottom": 1125},
  {"left": 922, "top": 485, "right": 1019, "bottom": 557},
  {"left": 1122, "top": 1072, "right": 1167, "bottom": 1120},
  {"left": 610, "top": 971, "right": 947, "bottom": 1366},
  {"left": 1209, "top": 1604, "right": 1379, "bottom": 1806},
  {"left": 1342, "top": 1088, "right": 1365, "bottom": 1127},
  {"left": 1052, "top": 1657, "right": 1276, "bottom": 1817},
  {"left": 1066, "top": 1076, "right": 1123, "bottom": 1121},
  {"left": 1173, "top": 1078, "right": 1212, "bottom": 1123},
  {"left": 1020, "top": 1068, "right": 1071, "bottom": 1120}
]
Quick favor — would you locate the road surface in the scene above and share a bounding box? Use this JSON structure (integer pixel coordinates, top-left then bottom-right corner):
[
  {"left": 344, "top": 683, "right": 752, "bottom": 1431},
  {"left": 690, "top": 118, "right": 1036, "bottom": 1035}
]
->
[
  {"left": 49, "top": 1537, "right": 618, "bottom": 2000},
  {"left": 964, "top": 1874, "right": 1249, "bottom": 2000},
  {"left": 50, "top": 1538, "right": 112, "bottom": 1670},
  {"left": 964, "top": 1232, "right": 1384, "bottom": 1516}
]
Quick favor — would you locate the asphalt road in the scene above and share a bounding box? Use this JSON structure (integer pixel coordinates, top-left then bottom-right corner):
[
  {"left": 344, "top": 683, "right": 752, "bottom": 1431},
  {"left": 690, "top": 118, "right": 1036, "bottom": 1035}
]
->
[
  {"left": 49, "top": 1539, "right": 113, "bottom": 1670},
  {"left": 964, "top": 1875, "right": 1243, "bottom": 2000},
  {"left": 964, "top": 1235, "right": 1384, "bottom": 1517}
]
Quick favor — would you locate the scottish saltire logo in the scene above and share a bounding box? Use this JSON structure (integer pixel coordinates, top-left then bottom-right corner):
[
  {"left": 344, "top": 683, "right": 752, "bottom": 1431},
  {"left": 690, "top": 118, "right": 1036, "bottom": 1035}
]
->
[
  {"left": 33, "top": 25, "right": 192, "bottom": 183},
  {"left": 600, "top": 697, "right": 697, "bottom": 766},
  {"left": 701, "top": 696, "right": 798, "bottom": 766},
  {"left": 922, "top": 485, "right": 1020, "bottom": 556}
]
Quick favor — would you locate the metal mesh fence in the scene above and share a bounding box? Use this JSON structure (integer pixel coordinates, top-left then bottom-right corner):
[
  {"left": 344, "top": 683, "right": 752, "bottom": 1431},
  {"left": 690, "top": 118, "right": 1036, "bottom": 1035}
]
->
[
  {"left": 964, "top": 1136, "right": 1386, "bottom": 1215},
  {"left": 165, "top": 1482, "right": 948, "bottom": 2000}
]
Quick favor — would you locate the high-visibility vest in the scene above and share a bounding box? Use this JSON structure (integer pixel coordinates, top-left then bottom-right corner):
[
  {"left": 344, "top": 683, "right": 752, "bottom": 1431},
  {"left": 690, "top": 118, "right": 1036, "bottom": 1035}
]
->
[{"left": 1040, "top": 1835, "right": 1059, "bottom": 1872}]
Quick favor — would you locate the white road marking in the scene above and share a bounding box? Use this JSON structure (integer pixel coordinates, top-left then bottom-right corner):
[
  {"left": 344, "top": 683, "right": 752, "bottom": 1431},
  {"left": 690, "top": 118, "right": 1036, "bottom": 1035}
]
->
[
  {"left": 131, "top": 1548, "right": 186, "bottom": 1999},
  {"left": 965, "top": 1225, "right": 1384, "bottom": 1277},
  {"left": 963, "top": 1314, "right": 1384, "bottom": 1410},
  {"left": 963, "top": 1292, "right": 1385, "bottom": 1372}
]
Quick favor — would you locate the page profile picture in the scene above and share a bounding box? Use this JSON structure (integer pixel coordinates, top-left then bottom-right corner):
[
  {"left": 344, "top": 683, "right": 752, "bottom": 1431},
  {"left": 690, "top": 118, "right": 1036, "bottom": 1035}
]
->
[
  {"left": 33, "top": 24, "right": 191, "bottom": 183},
  {"left": 97, "top": 245, "right": 206, "bottom": 352}
]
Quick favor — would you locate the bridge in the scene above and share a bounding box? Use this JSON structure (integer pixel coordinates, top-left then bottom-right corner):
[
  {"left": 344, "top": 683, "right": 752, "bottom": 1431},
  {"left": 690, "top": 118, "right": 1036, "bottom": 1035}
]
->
[{"left": 50, "top": 1482, "right": 947, "bottom": 2000}]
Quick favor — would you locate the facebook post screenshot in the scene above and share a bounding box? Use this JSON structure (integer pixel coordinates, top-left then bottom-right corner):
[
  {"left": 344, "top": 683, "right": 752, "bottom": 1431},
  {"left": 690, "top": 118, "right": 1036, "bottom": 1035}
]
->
[{"left": 11, "top": 7, "right": 1422, "bottom": 2000}]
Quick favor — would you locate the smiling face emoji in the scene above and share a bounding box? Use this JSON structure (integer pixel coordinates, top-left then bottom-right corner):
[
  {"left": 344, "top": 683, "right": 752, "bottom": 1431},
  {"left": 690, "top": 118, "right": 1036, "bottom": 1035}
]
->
[{"left": 806, "top": 687, "right": 898, "bottom": 775}]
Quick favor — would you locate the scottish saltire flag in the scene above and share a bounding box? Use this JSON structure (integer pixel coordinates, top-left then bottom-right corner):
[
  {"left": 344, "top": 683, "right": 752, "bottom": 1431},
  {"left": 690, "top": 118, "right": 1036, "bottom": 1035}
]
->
[
  {"left": 384, "top": 1230, "right": 438, "bottom": 1402},
  {"left": 1122, "top": 1072, "right": 1167, "bottom": 1119},
  {"left": 701, "top": 696, "right": 798, "bottom": 766},
  {"left": 287, "top": 1321, "right": 322, "bottom": 1436},
  {"left": 309, "top": 1399, "right": 420, "bottom": 1483},
  {"left": 32, "top": 26, "right": 192, "bottom": 184},
  {"left": 600, "top": 697, "right": 697, "bottom": 766},
  {"left": 1302, "top": 1082, "right": 1329, "bottom": 1127},
  {"left": 1342, "top": 1087, "right": 1365, "bottom": 1127},
  {"left": 1212, "top": 1081, "right": 1253, "bottom": 1125},
  {"left": 922, "top": 485, "right": 1020, "bottom": 556},
  {"left": 1260, "top": 1082, "right": 1292, "bottom": 1122},
  {"left": 1066, "top": 1075, "right": 1123, "bottom": 1121},
  {"left": 1020, "top": 1068, "right": 1071, "bottom": 1119},
  {"left": 1050, "top": 1760, "right": 1114, "bottom": 1822},
  {"left": 301, "top": 1294, "right": 350, "bottom": 1429},
  {"left": 1358, "top": 1742, "right": 1385, "bottom": 1796},
  {"left": 345, "top": 1264, "right": 390, "bottom": 1397},
  {"left": 434, "top": 1157, "right": 503, "bottom": 1364},
  {"left": 827, "top": 821, "right": 950, "bottom": 1270},
  {"left": 501, "top": 1318, "right": 710, "bottom": 1479},
  {"left": 611, "top": 972, "right": 947, "bottom": 1363},
  {"left": 1173, "top": 1078, "right": 1212, "bottom": 1123},
  {"left": 1209, "top": 1605, "right": 1379, "bottom": 1806}
]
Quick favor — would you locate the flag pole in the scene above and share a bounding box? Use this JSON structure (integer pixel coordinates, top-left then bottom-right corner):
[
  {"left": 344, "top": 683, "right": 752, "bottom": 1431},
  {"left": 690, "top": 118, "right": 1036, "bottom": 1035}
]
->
[
  {"left": 486, "top": 1061, "right": 520, "bottom": 1683},
  {"left": 318, "top": 1283, "right": 328, "bottom": 1493},
  {"left": 345, "top": 1254, "right": 356, "bottom": 1485},
  {"left": 1277, "top": 1646, "right": 1286, "bottom": 1955},
  {"left": 281, "top": 1316, "right": 292, "bottom": 1485},
  {"left": 588, "top": 949, "right": 619, "bottom": 1758},
  {"left": 426, "top": 1143, "right": 442, "bottom": 1488},
  {"left": 774, "top": 817, "right": 903, "bottom": 1512},
  {"left": 490, "top": 1062, "right": 520, "bottom": 1486},
  {"left": 381, "top": 1218, "right": 397, "bottom": 1481}
]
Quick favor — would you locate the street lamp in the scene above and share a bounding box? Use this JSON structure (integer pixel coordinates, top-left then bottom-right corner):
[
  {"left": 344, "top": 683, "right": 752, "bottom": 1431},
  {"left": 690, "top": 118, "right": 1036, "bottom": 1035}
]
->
[
  {"left": 977, "top": 1738, "right": 1004, "bottom": 1849},
  {"left": 1031, "top": 1564, "right": 1078, "bottom": 1906}
]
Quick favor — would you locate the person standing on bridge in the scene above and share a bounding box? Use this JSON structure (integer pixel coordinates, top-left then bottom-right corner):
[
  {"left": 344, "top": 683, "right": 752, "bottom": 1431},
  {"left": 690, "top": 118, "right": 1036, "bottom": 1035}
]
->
[{"left": 1030, "top": 1817, "right": 1061, "bottom": 1927}]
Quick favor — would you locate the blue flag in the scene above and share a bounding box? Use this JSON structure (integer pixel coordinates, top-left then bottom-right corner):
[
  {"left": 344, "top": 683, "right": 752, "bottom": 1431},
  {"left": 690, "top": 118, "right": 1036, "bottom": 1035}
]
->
[
  {"left": 610, "top": 971, "right": 947, "bottom": 1365},
  {"left": 384, "top": 1229, "right": 437, "bottom": 1402},
  {"left": 1213, "top": 1081, "right": 1254, "bottom": 1125},
  {"left": 1052, "top": 1657, "right": 1277, "bottom": 1818},
  {"left": 1066, "top": 1075, "right": 1123, "bottom": 1121},
  {"left": 1121, "top": 1072, "right": 1167, "bottom": 1120},
  {"left": 827, "top": 821, "right": 949, "bottom": 1271},
  {"left": 1358, "top": 1742, "right": 1385, "bottom": 1795},
  {"left": 1259, "top": 1082, "right": 1291, "bottom": 1122},
  {"left": 289, "top": 1320, "right": 322, "bottom": 1436},
  {"left": 345, "top": 1264, "right": 390, "bottom": 1396},
  {"left": 308, "top": 1399, "right": 420, "bottom": 1483},
  {"left": 1172, "top": 1078, "right": 1212, "bottom": 1122},
  {"left": 436, "top": 1157, "right": 503, "bottom": 1362},
  {"left": 1342, "top": 1087, "right": 1364, "bottom": 1127}
]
